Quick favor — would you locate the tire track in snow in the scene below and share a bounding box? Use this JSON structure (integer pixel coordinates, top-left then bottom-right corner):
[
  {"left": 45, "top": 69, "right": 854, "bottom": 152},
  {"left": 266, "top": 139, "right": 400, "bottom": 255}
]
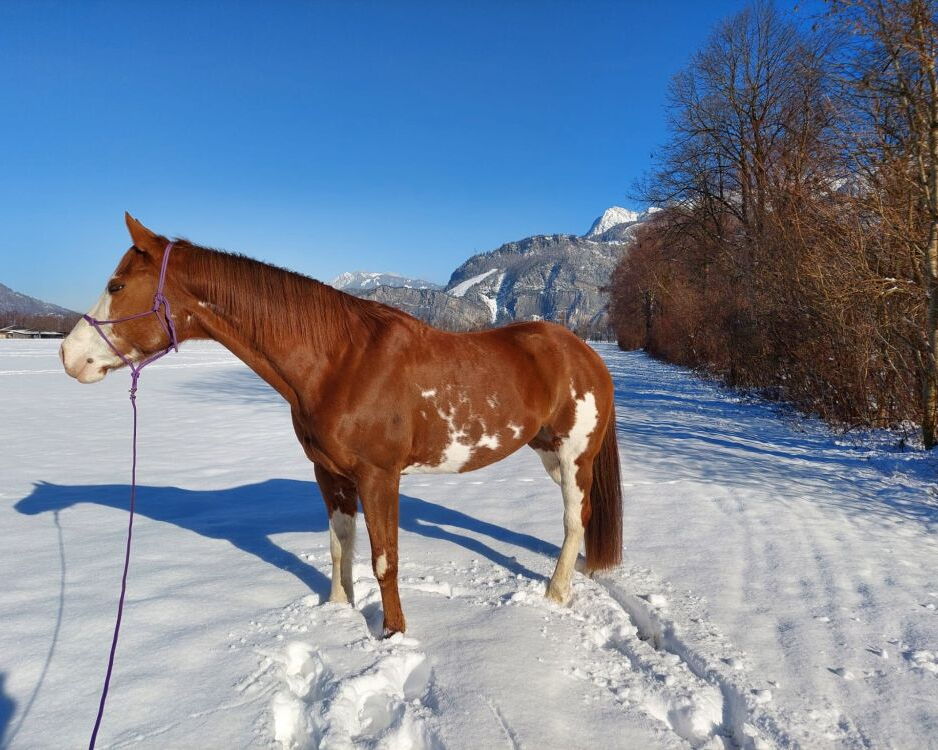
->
[
  {"left": 388, "top": 557, "right": 786, "bottom": 748},
  {"left": 602, "top": 343, "right": 938, "bottom": 748},
  {"left": 239, "top": 546, "right": 807, "bottom": 749},
  {"left": 485, "top": 698, "right": 522, "bottom": 750},
  {"left": 594, "top": 573, "right": 793, "bottom": 749}
]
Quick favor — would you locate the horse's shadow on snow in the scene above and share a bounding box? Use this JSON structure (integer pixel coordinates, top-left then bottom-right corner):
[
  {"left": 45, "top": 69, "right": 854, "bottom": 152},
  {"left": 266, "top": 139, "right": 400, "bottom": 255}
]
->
[
  {"left": 0, "top": 673, "right": 15, "bottom": 750},
  {"left": 14, "top": 479, "right": 555, "bottom": 597}
]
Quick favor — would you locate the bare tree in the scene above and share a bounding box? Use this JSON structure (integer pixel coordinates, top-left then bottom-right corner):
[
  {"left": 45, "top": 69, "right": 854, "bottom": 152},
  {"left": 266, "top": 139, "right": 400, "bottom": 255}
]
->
[{"left": 829, "top": 0, "right": 938, "bottom": 444}]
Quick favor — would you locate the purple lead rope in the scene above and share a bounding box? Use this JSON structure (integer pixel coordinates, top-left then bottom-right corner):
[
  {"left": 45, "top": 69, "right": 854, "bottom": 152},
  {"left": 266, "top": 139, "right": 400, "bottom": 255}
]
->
[{"left": 86, "top": 243, "right": 178, "bottom": 749}]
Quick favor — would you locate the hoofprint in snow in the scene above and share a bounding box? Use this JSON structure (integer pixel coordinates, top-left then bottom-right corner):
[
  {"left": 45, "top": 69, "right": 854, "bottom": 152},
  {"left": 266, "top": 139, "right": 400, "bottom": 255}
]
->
[{"left": 2, "top": 341, "right": 937, "bottom": 748}]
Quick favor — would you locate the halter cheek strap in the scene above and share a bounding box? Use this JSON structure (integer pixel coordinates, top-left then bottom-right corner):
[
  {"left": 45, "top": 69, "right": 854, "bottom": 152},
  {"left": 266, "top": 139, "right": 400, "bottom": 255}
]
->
[{"left": 82, "top": 242, "right": 179, "bottom": 398}]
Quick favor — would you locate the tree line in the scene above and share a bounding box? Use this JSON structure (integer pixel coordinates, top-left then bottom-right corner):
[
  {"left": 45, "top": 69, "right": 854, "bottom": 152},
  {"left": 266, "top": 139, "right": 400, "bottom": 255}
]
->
[
  {"left": 606, "top": 0, "right": 938, "bottom": 446},
  {"left": 0, "top": 313, "right": 80, "bottom": 333}
]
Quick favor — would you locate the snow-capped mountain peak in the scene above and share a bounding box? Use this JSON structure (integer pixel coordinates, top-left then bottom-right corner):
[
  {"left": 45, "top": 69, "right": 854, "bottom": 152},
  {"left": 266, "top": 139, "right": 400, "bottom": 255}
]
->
[
  {"left": 329, "top": 271, "right": 441, "bottom": 292},
  {"left": 585, "top": 206, "right": 642, "bottom": 237}
]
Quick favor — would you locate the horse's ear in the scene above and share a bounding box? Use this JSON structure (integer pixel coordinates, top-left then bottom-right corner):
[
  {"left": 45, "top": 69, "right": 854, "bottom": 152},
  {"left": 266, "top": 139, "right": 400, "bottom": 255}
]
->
[{"left": 124, "top": 212, "right": 162, "bottom": 254}]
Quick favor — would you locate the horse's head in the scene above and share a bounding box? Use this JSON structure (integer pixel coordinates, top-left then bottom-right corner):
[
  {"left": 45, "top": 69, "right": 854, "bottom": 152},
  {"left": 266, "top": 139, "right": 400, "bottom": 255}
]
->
[{"left": 61, "top": 213, "right": 183, "bottom": 383}]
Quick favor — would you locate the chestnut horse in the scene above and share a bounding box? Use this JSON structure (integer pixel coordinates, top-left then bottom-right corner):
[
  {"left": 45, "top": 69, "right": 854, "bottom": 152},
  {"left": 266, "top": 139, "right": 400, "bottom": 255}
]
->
[{"left": 61, "top": 214, "right": 622, "bottom": 634}]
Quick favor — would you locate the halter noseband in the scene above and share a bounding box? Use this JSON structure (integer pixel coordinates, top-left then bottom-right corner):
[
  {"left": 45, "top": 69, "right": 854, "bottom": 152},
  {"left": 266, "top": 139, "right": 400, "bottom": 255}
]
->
[{"left": 82, "top": 242, "right": 179, "bottom": 396}]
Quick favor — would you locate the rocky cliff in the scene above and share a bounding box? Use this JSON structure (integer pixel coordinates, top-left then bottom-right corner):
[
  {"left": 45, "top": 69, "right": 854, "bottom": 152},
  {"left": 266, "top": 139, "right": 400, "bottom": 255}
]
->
[
  {"left": 353, "top": 286, "right": 491, "bottom": 330},
  {"left": 339, "top": 206, "right": 649, "bottom": 333}
]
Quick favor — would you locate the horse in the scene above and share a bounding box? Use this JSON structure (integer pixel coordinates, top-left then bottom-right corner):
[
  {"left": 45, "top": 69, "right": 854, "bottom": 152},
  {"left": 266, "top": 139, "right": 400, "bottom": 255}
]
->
[{"left": 60, "top": 213, "right": 623, "bottom": 635}]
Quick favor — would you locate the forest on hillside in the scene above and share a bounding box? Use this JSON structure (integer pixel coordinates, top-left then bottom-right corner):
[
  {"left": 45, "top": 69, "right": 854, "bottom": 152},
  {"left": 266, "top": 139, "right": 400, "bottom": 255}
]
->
[{"left": 606, "top": 0, "right": 938, "bottom": 446}]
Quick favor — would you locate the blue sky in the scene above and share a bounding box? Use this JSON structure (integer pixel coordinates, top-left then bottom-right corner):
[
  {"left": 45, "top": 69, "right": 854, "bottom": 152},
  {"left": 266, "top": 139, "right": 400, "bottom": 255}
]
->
[{"left": 0, "top": 0, "right": 820, "bottom": 311}]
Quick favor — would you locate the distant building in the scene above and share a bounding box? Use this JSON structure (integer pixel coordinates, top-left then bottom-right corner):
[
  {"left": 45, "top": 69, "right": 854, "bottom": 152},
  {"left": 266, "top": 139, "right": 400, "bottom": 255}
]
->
[{"left": 0, "top": 325, "right": 64, "bottom": 339}]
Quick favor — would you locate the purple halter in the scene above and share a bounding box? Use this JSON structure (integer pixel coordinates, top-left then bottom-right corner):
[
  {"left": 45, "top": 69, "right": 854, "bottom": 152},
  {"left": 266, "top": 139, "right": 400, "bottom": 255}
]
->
[
  {"left": 83, "top": 241, "right": 179, "bottom": 398},
  {"left": 86, "top": 241, "right": 179, "bottom": 749}
]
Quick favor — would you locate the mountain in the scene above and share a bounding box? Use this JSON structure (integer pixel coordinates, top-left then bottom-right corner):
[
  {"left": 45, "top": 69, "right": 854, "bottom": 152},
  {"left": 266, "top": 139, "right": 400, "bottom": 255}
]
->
[
  {"left": 0, "top": 282, "right": 77, "bottom": 318},
  {"left": 354, "top": 287, "right": 491, "bottom": 331},
  {"left": 336, "top": 205, "right": 653, "bottom": 333},
  {"left": 587, "top": 206, "right": 662, "bottom": 242},
  {"left": 330, "top": 271, "right": 441, "bottom": 291},
  {"left": 586, "top": 206, "right": 641, "bottom": 237},
  {"left": 443, "top": 233, "right": 623, "bottom": 331}
]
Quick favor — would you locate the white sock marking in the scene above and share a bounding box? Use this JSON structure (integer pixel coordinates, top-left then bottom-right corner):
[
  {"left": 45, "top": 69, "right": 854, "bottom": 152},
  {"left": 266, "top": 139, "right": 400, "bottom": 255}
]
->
[{"left": 329, "top": 511, "right": 355, "bottom": 603}]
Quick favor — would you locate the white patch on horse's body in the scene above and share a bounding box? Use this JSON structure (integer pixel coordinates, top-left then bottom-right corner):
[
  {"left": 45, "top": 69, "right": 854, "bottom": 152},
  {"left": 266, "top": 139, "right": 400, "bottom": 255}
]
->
[
  {"left": 547, "top": 386, "right": 599, "bottom": 604},
  {"left": 507, "top": 422, "right": 523, "bottom": 439},
  {"left": 559, "top": 388, "right": 599, "bottom": 461},
  {"left": 477, "top": 433, "right": 500, "bottom": 450},
  {"left": 60, "top": 292, "right": 125, "bottom": 383},
  {"left": 329, "top": 511, "right": 356, "bottom": 604},
  {"left": 404, "top": 425, "right": 474, "bottom": 473},
  {"left": 403, "top": 392, "right": 511, "bottom": 474},
  {"left": 375, "top": 552, "right": 388, "bottom": 580},
  {"left": 486, "top": 395, "right": 498, "bottom": 409},
  {"left": 403, "top": 403, "right": 474, "bottom": 473}
]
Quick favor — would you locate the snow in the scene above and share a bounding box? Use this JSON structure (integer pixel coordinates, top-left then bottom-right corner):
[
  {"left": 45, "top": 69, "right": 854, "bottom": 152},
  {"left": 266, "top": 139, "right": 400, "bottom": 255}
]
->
[
  {"left": 477, "top": 272, "right": 505, "bottom": 323},
  {"left": 586, "top": 206, "right": 641, "bottom": 237},
  {"left": 329, "top": 272, "right": 440, "bottom": 291},
  {"left": 446, "top": 269, "right": 498, "bottom": 298},
  {"left": 2, "top": 339, "right": 938, "bottom": 748}
]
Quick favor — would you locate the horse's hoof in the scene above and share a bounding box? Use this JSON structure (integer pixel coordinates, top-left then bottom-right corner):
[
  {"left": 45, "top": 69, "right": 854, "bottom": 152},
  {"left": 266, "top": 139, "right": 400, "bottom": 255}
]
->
[
  {"left": 545, "top": 585, "right": 571, "bottom": 606},
  {"left": 382, "top": 616, "right": 407, "bottom": 638}
]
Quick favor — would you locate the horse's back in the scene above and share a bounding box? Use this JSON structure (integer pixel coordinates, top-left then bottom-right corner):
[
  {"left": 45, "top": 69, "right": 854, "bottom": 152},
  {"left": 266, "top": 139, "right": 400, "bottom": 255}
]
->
[
  {"left": 426, "top": 320, "right": 614, "bottom": 423},
  {"left": 483, "top": 321, "right": 612, "bottom": 395}
]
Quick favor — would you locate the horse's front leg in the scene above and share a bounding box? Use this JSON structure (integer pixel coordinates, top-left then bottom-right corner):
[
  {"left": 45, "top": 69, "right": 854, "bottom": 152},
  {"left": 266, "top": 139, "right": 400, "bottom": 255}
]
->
[
  {"left": 356, "top": 468, "right": 405, "bottom": 635},
  {"left": 314, "top": 464, "right": 358, "bottom": 605}
]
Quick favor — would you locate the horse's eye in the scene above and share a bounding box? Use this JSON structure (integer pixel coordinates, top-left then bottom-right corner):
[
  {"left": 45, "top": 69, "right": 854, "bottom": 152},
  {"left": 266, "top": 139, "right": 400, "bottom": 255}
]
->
[{"left": 108, "top": 282, "right": 125, "bottom": 294}]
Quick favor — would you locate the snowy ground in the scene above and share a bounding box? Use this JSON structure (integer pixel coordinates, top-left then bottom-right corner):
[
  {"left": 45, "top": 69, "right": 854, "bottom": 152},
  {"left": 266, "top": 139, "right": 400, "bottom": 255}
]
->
[{"left": 1, "top": 339, "right": 937, "bottom": 749}]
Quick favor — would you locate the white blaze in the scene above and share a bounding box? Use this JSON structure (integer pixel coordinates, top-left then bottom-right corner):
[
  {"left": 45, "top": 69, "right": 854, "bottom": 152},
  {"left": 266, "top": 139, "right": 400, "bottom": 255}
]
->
[{"left": 60, "top": 292, "right": 125, "bottom": 383}]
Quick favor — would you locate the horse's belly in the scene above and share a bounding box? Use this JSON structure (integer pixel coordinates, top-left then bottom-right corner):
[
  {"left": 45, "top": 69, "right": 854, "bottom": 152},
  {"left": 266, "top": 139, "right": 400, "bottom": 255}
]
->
[
  {"left": 400, "top": 462, "right": 459, "bottom": 475},
  {"left": 401, "top": 428, "right": 520, "bottom": 475}
]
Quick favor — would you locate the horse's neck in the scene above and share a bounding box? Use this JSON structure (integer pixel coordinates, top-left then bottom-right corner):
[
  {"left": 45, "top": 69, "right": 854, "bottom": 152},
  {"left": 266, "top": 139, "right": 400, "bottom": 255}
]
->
[{"left": 182, "top": 250, "right": 351, "bottom": 408}]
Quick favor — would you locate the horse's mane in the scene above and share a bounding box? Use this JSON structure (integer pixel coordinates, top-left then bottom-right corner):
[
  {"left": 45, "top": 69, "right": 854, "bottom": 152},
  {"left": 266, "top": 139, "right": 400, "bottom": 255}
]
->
[{"left": 173, "top": 239, "right": 418, "bottom": 349}]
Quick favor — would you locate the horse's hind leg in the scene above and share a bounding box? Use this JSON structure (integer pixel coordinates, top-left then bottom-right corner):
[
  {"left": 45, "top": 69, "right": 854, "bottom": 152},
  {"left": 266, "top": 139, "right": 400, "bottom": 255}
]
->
[
  {"left": 314, "top": 464, "right": 357, "bottom": 605},
  {"left": 529, "top": 427, "right": 562, "bottom": 485},
  {"left": 546, "top": 454, "right": 592, "bottom": 604},
  {"left": 542, "top": 392, "right": 603, "bottom": 604},
  {"left": 534, "top": 449, "right": 563, "bottom": 485}
]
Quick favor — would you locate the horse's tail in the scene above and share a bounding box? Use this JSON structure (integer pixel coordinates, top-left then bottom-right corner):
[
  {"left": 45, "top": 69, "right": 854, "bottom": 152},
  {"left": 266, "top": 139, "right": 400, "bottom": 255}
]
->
[{"left": 585, "top": 403, "right": 623, "bottom": 571}]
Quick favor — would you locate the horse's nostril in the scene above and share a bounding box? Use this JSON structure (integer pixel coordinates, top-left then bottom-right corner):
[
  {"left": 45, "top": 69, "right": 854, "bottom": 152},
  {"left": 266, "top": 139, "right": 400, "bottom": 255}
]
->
[{"left": 86, "top": 358, "right": 94, "bottom": 364}]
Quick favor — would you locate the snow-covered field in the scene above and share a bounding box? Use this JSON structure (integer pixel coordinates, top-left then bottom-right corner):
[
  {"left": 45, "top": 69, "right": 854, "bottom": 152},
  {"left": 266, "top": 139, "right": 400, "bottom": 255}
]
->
[{"left": 2, "top": 339, "right": 937, "bottom": 749}]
